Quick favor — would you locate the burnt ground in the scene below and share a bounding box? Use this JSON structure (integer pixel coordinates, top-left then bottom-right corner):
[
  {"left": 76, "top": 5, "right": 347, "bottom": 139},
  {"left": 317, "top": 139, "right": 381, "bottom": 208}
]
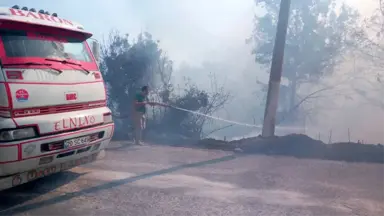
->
[
  {"left": 196, "top": 134, "right": 384, "bottom": 164},
  {"left": 0, "top": 139, "right": 383, "bottom": 216}
]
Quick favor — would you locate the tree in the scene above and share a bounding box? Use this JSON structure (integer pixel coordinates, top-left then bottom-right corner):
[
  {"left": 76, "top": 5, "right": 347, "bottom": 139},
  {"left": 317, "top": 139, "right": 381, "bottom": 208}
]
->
[
  {"left": 100, "top": 31, "right": 162, "bottom": 136},
  {"left": 349, "top": 1, "right": 384, "bottom": 110},
  {"left": 249, "top": 0, "right": 359, "bottom": 124},
  {"left": 100, "top": 30, "right": 230, "bottom": 140}
]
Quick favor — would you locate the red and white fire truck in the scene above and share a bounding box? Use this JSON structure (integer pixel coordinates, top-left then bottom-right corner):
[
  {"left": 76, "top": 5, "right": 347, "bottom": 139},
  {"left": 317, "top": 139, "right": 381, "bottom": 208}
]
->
[{"left": 0, "top": 5, "right": 114, "bottom": 190}]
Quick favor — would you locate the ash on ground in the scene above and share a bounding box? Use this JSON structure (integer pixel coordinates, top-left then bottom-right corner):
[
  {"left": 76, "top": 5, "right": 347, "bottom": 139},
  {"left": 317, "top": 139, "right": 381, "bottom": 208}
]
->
[{"left": 197, "top": 134, "right": 384, "bottom": 164}]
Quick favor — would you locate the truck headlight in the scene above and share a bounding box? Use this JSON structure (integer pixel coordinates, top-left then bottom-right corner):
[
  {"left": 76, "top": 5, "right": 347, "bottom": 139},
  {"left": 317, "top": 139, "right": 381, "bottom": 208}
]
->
[{"left": 0, "top": 128, "right": 37, "bottom": 141}]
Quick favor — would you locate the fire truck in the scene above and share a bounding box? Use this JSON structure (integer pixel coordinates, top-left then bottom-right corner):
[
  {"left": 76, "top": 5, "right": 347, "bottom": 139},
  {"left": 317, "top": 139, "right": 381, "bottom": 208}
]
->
[{"left": 0, "top": 5, "right": 114, "bottom": 191}]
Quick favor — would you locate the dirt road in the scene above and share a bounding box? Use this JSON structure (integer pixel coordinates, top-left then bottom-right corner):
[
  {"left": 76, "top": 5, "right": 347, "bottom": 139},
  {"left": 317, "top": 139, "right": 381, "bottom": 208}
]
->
[{"left": 0, "top": 142, "right": 383, "bottom": 216}]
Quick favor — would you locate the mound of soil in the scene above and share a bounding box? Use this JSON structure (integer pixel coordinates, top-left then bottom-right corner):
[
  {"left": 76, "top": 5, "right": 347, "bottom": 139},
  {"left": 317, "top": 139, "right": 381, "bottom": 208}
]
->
[
  {"left": 196, "top": 138, "right": 235, "bottom": 150},
  {"left": 198, "top": 134, "right": 384, "bottom": 164}
]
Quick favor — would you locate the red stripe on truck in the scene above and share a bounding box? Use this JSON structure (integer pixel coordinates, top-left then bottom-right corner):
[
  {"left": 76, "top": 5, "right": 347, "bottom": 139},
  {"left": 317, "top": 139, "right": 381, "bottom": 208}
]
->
[
  {"left": 4, "top": 83, "right": 13, "bottom": 109},
  {"left": 0, "top": 81, "right": 103, "bottom": 85},
  {"left": 12, "top": 100, "right": 106, "bottom": 118}
]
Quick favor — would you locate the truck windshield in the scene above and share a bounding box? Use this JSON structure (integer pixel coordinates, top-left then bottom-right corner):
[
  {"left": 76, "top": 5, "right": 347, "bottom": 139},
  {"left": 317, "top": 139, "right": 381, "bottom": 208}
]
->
[{"left": 0, "top": 29, "right": 92, "bottom": 62}]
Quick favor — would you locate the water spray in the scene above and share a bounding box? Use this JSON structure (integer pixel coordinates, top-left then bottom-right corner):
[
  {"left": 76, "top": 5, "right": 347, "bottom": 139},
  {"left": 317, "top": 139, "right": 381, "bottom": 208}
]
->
[{"left": 113, "top": 103, "right": 303, "bottom": 131}]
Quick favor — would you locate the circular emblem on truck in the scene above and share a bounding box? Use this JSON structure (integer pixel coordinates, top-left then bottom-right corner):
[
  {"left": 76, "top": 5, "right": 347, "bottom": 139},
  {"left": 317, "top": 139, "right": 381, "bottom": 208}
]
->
[{"left": 15, "top": 89, "right": 29, "bottom": 102}]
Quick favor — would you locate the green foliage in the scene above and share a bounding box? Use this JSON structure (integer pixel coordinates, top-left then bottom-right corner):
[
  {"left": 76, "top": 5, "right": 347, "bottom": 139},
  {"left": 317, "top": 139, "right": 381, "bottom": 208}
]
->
[
  {"left": 100, "top": 30, "right": 229, "bottom": 139},
  {"left": 250, "top": 0, "right": 359, "bottom": 123},
  {"left": 150, "top": 83, "right": 211, "bottom": 138},
  {"left": 253, "top": 0, "right": 358, "bottom": 81}
]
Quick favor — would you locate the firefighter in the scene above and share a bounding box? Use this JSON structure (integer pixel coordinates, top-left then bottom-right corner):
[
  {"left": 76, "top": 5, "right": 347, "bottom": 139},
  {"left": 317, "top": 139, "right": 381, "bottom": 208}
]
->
[{"left": 132, "top": 86, "right": 163, "bottom": 145}]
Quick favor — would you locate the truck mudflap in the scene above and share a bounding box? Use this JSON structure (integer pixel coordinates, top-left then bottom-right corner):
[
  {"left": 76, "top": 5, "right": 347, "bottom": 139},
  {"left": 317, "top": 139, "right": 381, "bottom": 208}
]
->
[{"left": 0, "top": 151, "right": 103, "bottom": 191}]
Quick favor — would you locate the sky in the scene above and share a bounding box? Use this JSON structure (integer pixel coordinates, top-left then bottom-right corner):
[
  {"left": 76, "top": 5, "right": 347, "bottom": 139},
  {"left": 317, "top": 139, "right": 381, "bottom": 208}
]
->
[
  {"left": 4, "top": 0, "right": 376, "bottom": 66},
  {"left": 5, "top": 0, "right": 256, "bottom": 66}
]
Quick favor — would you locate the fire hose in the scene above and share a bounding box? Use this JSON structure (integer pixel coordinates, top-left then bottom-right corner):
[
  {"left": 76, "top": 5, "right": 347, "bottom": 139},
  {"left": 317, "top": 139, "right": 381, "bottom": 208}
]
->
[{"left": 111, "top": 103, "right": 302, "bottom": 131}]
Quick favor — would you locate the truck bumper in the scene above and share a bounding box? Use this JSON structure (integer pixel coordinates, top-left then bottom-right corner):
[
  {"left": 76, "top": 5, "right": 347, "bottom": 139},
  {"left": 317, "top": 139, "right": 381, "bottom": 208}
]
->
[
  {"left": 0, "top": 150, "right": 105, "bottom": 191},
  {"left": 0, "top": 123, "right": 114, "bottom": 177}
]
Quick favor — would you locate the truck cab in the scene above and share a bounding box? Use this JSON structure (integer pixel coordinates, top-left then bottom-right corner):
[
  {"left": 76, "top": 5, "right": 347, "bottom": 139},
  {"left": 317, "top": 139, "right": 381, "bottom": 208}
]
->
[{"left": 0, "top": 5, "right": 114, "bottom": 189}]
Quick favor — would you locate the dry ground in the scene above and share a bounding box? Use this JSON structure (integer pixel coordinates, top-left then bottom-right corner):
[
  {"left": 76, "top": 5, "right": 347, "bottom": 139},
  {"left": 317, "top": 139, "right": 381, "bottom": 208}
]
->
[{"left": 0, "top": 141, "right": 382, "bottom": 216}]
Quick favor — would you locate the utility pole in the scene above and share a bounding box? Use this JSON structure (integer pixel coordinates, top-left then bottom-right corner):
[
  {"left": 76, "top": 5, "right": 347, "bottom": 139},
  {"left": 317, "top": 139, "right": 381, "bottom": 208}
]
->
[{"left": 261, "top": 0, "right": 292, "bottom": 137}]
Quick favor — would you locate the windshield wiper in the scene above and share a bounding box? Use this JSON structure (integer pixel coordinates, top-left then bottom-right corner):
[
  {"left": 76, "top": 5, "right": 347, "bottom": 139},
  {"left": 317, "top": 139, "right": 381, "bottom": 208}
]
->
[
  {"left": 3, "top": 62, "right": 63, "bottom": 73},
  {"left": 45, "top": 58, "right": 90, "bottom": 74}
]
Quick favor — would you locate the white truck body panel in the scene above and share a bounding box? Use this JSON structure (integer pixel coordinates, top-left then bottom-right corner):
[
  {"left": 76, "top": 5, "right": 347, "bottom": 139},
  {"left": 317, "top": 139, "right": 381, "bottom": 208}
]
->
[{"left": 0, "top": 6, "right": 114, "bottom": 190}]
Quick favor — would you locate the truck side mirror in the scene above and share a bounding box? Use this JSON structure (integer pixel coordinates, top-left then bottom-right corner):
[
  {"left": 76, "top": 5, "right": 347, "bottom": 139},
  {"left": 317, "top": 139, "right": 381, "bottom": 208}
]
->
[{"left": 91, "top": 40, "right": 100, "bottom": 63}]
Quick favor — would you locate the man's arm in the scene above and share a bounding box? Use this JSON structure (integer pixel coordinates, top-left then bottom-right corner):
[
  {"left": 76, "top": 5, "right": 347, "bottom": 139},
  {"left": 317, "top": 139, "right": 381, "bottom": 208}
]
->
[
  {"left": 144, "top": 96, "right": 157, "bottom": 106},
  {"left": 135, "top": 100, "right": 147, "bottom": 106},
  {"left": 134, "top": 93, "right": 147, "bottom": 106},
  {"left": 147, "top": 102, "right": 167, "bottom": 106}
]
